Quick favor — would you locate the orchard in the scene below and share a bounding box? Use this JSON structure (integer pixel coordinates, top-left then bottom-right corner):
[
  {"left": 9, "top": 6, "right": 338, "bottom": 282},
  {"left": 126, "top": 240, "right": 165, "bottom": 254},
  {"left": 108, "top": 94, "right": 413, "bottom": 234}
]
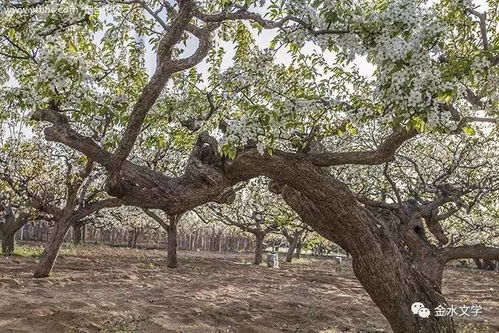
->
[{"left": 0, "top": 1, "right": 498, "bottom": 332}]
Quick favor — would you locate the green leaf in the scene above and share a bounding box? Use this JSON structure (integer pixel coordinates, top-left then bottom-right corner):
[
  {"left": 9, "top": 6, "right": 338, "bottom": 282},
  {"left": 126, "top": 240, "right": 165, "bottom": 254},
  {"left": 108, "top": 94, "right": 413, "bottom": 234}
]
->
[
  {"left": 68, "top": 40, "right": 77, "bottom": 53},
  {"left": 8, "top": 28, "right": 15, "bottom": 39},
  {"left": 462, "top": 126, "right": 475, "bottom": 136}
]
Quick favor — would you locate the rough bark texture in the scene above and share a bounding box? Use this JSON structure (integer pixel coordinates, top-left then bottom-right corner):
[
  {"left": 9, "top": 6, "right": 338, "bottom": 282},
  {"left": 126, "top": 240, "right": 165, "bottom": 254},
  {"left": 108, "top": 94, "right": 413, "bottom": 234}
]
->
[
  {"left": 259, "top": 154, "right": 455, "bottom": 333},
  {"left": 33, "top": 117, "right": 457, "bottom": 331},
  {"left": 0, "top": 205, "right": 30, "bottom": 255},
  {"left": 167, "top": 216, "right": 178, "bottom": 269},
  {"left": 73, "top": 223, "right": 85, "bottom": 244},
  {"left": 1, "top": 231, "right": 15, "bottom": 255},
  {"left": 33, "top": 219, "right": 72, "bottom": 278},
  {"left": 279, "top": 188, "right": 453, "bottom": 333},
  {"left": 253, "top": 232, "right": 265, "bottom": 265},
  {"left": 22, "top": 5, "right": 499, "bottom": 331}
]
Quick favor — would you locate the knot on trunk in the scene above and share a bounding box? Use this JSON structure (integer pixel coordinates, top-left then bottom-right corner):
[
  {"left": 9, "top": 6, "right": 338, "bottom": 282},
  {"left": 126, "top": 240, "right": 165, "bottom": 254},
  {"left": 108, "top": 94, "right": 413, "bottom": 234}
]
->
[
  {"left": 186, "top": 132, "right": 227, "bottom": 184},
  {"left": 104, "top": 175, "right": 127, "bottom": 198},
  {"left": 184, "top": 132, "right": 236, "bottom": 205},
  {"left": 190, "top": 132, "right": 224, "bottom": 167}
]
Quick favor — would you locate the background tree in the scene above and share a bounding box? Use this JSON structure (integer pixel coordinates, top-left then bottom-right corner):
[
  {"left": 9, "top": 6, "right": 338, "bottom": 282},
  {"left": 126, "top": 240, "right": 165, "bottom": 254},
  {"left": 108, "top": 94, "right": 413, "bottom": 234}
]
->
[
  {"left": 0, "top": 201, "right": 31, "bottom": 254},
  {"left": 31, "top": 158, "right": 122, "bottom": 278},
  {"left": 196, "top": 179, "right": 284, "bottom": 265},
  {"left": 279, "top": 221, "right": 312, "bottom": 263},
  {"left": 142, "top": 208, "right": 184, "bottom": 268},
  {"left": 0, "top": 139, "right": 59, "bottom": 254},
  {"left": 0, "top": 137, "right": 122, "bottom": 276}
]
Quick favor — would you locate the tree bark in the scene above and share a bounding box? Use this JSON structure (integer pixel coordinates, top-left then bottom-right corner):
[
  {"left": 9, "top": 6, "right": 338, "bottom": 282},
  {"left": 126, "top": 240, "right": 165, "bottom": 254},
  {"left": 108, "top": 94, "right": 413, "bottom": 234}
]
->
[
  {"left": 132, "top": 228, "right": 139, "bottom": 248},
  {"left": 33, "top": 219, "right": 72, "bottom": 278},
  {"left": 167, "top": 217, "right": 178, "bottom": 269},
  {"left": 295, "top": 241, "right": 302, "bottom": 259},
  {"left": 1, "top": 230, "right": 15, "bottom": 255},
  {"left": 33, "top": 195, "right": 121, "bottom": 277},
  {"left": 0, "top": 206, "right": 30, "bottom": 255},
  {"left": 473, "top": 258, "right": 483, "bottom": 269},
  {"left": 273, "top": 182, "right": 455, "bottom": 333},
  {"left": 253, "top": 232, "right": 265, "bottom": 265},
  {"left": 73, "top": 223, "right": 84, "bottom": 244},
  {"left": 284, "top": 229, "right": 304, "bottom": 263}
]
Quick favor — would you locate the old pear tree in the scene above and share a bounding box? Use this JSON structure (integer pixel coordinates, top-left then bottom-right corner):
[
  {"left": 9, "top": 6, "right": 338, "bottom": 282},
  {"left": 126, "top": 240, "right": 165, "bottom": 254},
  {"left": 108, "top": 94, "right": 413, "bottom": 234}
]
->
[{"left": 1, "top": 0, "right": 499, "bottom": 332}]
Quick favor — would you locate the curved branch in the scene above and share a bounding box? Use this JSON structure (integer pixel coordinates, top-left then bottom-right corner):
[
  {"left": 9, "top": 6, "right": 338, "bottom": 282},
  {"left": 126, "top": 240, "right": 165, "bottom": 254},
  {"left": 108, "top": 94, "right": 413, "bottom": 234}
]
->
[
  {"left": 194, "top": 8, "right": 349, "bottom": 35},
  {"left": 171, "top": 23, "right": 217, "bottom": 72},
  {"left": 307, "top": 130, "right": 418, "bottom": 166},
  {"left": 443, "top": 244, "right": 499, "bottom": 262},
  {"left": 142, "top": 208, "right": 170, "bottom": 231},
  {"left": 70, "top": 198, "right": 123, "bottom": 222},
  {"left": 107, "top": 0, "right": 195, "bottom": 183}
]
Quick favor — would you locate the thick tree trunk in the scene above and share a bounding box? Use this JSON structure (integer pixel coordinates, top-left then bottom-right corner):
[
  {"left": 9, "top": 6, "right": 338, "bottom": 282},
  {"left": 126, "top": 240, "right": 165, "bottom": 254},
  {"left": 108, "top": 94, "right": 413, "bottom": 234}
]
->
[
  {"left": 414, "top": 245, "right": 446, "bottom": 291},
  {"left": 276, "top": 184, "right": 455, "bottom": 333},
  {"left": 167, "top": 217, "right": 178, "bottom": 269},
  {"left": 1, "top": 230, "right": 15, "bottom": 255},
  {"left": 33, "top": 220, "right": 72, "bottom": 278},
  {"left": 253, "top": 232, "right": 265, "bottom": 265},
  {"left": 352, "top": 248, "right": 452, "bottom": 332}
]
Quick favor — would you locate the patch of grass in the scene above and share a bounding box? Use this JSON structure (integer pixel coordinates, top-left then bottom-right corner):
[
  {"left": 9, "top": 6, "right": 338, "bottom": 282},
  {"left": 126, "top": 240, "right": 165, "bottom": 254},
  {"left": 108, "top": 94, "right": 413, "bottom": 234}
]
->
[
  {"left": 12, "top": 244, "right": 44, "bottom": 257},
  {"left": 289, "top": 258, "right": 314, "bottom": 265},
  {"left": 0, "top": 242, "right": 81, "bottom": 258}
]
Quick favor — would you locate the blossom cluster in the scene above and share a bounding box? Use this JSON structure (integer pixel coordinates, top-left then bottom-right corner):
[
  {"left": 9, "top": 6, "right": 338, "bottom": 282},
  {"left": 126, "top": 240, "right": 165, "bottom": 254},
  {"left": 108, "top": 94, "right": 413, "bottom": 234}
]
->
[{"left": 36, "top": 36, "right": 91, "bottom": 94}]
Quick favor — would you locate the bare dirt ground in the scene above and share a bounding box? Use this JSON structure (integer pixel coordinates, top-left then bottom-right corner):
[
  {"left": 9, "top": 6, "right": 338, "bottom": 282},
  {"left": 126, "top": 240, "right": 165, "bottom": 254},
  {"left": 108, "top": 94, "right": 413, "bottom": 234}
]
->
[{"left": 0, "top": 245, "right": 497, "bottom": 333}]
